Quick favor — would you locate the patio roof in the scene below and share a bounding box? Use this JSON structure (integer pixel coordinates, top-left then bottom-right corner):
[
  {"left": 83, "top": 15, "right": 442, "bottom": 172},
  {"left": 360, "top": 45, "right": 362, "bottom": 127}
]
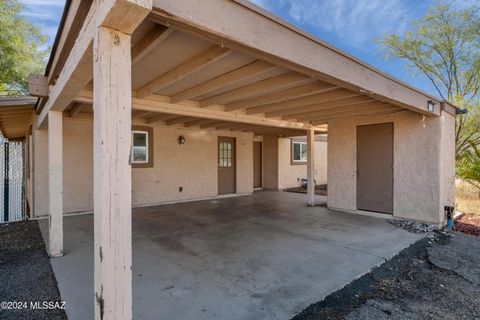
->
[
  {"left": 32, "top": 0, "right": 457, "bottom": 136},
  {"left": 0, "top": 96, "right": 36, "bottom": 140}
]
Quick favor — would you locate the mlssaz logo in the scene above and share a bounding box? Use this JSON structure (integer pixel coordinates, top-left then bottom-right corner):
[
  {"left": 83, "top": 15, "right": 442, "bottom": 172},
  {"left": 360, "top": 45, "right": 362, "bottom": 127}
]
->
[{"left": 30, "top": 301, "right": 66, "bottom": 310}]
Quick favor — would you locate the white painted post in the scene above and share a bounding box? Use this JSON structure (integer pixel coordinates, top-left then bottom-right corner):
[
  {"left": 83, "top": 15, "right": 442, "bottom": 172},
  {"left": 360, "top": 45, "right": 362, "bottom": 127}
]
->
[
  {"left": 48, "top": 110, "right": 63, "bottom": 257},
  {"left": 307, "top": 128, "right": 315, "bottom": 206},
  {"left": 93, "top": 26, "right": 133, "bottom": 320}
]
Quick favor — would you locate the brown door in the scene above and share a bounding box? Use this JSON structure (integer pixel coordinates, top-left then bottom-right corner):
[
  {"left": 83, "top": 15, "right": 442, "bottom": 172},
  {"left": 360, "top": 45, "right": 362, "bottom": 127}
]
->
[
  {"left": 356, "top": 123, "right": 393, "bottom": 214},
  {"left": 253, "top": 141, "right": 262, "bottom": 188},
  {"left": 218, "top": 137, "right": 236, "bottom": 194}
]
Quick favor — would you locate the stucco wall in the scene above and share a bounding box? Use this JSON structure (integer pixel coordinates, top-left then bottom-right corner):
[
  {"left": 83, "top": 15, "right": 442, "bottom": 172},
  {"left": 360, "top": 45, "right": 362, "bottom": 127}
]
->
[
  {"left": 277, "top": 137, "right": 327, "bottom": 189},
  {"left": 327, "top": 109, "right": 455, "bottom": 223},
  {"left": 32, "top": 118, "right": 254, "bottom": 217},
  {"left": 439, "top": 111, "right": 456, "bottom": 222}
]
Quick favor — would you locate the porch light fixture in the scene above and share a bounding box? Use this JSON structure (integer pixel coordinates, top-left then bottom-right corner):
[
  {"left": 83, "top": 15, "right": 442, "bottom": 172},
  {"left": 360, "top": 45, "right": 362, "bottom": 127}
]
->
[
  {"left": 427, "top": 100, "right": 435, "bottom": 113},
  {"left": 178, "top": 135, "right": 186, "bottom": 145}
]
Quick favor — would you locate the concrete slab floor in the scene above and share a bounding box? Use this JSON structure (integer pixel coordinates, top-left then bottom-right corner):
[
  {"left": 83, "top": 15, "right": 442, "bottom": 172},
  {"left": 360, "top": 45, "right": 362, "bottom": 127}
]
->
[{"left": 38, "top": 191, "right": 422, "bottom": 320}]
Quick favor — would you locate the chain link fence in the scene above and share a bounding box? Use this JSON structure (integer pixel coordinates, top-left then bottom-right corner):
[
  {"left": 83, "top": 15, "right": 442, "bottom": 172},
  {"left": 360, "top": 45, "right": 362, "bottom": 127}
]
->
[{"left": 0, "top": 136, "right": 26, "bottom": 223}]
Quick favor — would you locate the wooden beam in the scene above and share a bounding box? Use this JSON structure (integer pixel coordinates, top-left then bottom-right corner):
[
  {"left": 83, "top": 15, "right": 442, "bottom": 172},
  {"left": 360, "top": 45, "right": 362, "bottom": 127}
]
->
[
  {"left": 37, "top": 0, "right": 152, "bottom": 129},
  {"left": 224, "top": 81, "right": 336, "bottom": 111},
  {"left": 132, "top": 25, "right": 172, "bottom": 64},
  {"left": 69, "top": 103, "right": 84, "bottom": 117},
  {"left": 307, "top": 128, "right": 315, "bottom": 206},
  {"left": 145, "top": 113, "right": 178, "bottom": 123},
  {"left": 165, "top": 116, "right": 193, "bottom": 125},
  {"left": 297, "top": 104, "right": 397, "bottom": 122},
  {"left": 313, "top": 107, "right": 404, "bottom": 125},
  {"left": 246, "top": 89, "right": 359, "bottom": 115},
  {"left": 267, "top": 95, "right": 374, "bottom": 117},
  {"left": 184, "top": 118, "right": 217, "bottom": 127},
  {"left": 199, "top": 72, "right": 312, "bottom": 107},
  {"left": 28, "top": 74, "right": 49, "bottom": 97},
  {"left": 75, "top": 91, "right": 320, "bottom": 131},
  {"left": 133, "top": 111, "right": 154, "bottom": 119},
  {"left": 48, "top": 110, "right": 63, "bottom": 257},
  {"left": 201, "top": 121, "right": 224, "bottom": 129},
  {"left": 289, "top": 102, "right": 389, "bottom": 121},
  {"left": 137, "top": 45, "right": 232, "bottom": 98},
  {"left": 93, "top": 26, "right": 134, "bottom": 320},
  {"left": 171, "top": 60, "right": 277, "bottom": 103}
]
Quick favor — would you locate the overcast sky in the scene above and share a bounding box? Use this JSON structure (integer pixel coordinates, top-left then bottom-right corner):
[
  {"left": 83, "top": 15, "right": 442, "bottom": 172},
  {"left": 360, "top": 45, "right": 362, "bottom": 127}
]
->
[{"left": 18, "top": 0, "right": 476, "bottom": 98}]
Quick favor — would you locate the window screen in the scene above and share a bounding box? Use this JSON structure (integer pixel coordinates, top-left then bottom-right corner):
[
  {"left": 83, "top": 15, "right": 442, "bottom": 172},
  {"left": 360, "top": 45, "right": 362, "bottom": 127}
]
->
[
  {"left": 132, "top": 131, "right": 148, "bottom": 163},
  {"left": 219, "top": 141, "right": 232, "bottom": 167}
]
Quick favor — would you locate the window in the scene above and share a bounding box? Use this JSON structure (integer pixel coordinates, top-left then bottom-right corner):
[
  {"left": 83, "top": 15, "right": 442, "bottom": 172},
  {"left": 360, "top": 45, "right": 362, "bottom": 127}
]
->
[
  {"left": 219, "top": 141, "right": 233, "bottom": 167},
  {"left": 132, "top": 131, "right": 148, "bottom": 163},
  {"left": 131, "top": 126, "right": 153, "bottom": 168},
  {"left": 291, "top": 140, "right": 307, "bottom": 163}
]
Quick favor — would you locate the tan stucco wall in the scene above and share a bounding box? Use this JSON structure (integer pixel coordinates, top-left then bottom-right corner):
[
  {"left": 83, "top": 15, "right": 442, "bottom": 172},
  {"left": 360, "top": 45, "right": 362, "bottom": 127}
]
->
[
  {"left": 32, "top": 118, "right": 254, "bottom": 217},
  {"left": 439, "top": 111, "right": 456, "bottom": 222},
  {"left": 327, "top": 109, "right": 456, "bottom": 223},
  {"left": 262, "top": 136, "right": 327, "bottom": 190},
  {"left": 277, "top": 137, "right": 327, "bottom": 189}
]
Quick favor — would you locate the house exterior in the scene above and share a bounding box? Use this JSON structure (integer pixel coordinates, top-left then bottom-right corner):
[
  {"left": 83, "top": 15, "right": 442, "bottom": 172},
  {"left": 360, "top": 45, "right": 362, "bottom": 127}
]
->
[{"left": 2, "top": 0, "right": 457, "bottom": 318}]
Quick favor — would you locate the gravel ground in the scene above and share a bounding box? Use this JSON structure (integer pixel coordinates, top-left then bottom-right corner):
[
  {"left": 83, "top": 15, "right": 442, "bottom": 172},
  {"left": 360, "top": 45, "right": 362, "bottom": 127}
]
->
[
  {"left": 291, "top": 231, "right": 480, "bottom": 320},
  {"left": 0, "top": 221, "right": 67, "bottom": 320}
]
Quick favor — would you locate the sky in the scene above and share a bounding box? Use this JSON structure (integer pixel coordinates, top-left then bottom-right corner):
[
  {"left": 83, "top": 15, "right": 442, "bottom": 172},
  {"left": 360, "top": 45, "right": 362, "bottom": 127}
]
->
[{"left": 18, "top": 0, "right": 476, "bottom": 98}]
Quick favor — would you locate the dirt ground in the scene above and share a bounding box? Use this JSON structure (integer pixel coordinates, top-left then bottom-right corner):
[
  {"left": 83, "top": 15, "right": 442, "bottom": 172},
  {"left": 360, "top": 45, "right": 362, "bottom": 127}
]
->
[
  {"left": 455, "top": 181, "right": 480, "bottom": 237},
  {"left": 0, "top": 221, "right": 67, "bottom": 320},
  {"left": 284, "top": 184, "right": 327, "bottom": 196},
  {"left": 291, "top": 231, "right": 480, "bottom": 320}
]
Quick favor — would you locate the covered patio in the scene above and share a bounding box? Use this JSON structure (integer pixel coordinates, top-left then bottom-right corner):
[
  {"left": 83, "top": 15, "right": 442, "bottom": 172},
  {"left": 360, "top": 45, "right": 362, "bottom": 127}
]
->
[
  {"left": 39, "top": 192, "right": 421, "bottom": 320},
  {"left": 24, "top": 0, "right": 456, "bottom": 318}
]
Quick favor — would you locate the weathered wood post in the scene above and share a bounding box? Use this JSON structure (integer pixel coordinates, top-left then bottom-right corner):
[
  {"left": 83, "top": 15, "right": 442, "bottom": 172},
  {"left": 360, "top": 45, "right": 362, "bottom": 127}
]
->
[
  {"left": 92, "top": 2, "right": 151, "bottom": 319},
  {"left": 93, "top": 26, "right": 134, "bottom": 319},
  {"left": 48, "top": 110, "right": 63, "bottom": 257},
  {"left": 307, "top": 128, "right": 315, "bottom": 206}
]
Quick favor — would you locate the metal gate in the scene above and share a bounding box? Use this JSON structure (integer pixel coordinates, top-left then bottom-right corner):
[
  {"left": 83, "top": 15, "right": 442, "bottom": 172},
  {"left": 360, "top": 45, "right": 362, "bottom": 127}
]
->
[{"left": 0, "top": 136, "right": 26, "bottom": 223}]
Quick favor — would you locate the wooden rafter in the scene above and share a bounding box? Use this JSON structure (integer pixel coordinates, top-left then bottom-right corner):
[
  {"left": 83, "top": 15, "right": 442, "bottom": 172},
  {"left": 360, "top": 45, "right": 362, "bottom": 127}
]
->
[
  {"left": 295, "top": 104, "right": 396, "bottom": 121},
  {"left": 199, "top": 72, "right": 313, "bottom": 107},
  {"left": 69, "top": 103, "right": 84, "bottom": 117},
  {"left": 246, "top": 89, "right": 360, "bottom": 115},
  {"left": 314, "top": 107, "right": 404, "bottom": 125},
  {"left": 224, "top": 81, "right": 337, "bottom": 111},
  {"left": 171, "top": 60, "right": 277, "bottom": 103},
  {"left": 137, "top": 45, "right": 232, "bottom": 98},
  {"left": 145, "top": 113, "right": 178, "bottom": 124},
  {"left": 184, "top": 118, "right": 217, "bottom": 127},
  {"left": 267, "top": 95, "right": 375, "bottom": 117},
  {"left": 132, "top": 25, "right": 173, "bottom": 65},
  {"left": 165, "top": 116, "right": 194, "bottom": 126}
]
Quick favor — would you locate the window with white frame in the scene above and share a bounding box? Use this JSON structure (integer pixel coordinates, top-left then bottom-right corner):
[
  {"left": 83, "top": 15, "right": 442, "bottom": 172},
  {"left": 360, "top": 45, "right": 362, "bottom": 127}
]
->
[
  {"left": 131, "top": 130, "right": 149, "bottom": 164},
  {"left": 291, "top": 140, "right": 307, "bottom": 163}
]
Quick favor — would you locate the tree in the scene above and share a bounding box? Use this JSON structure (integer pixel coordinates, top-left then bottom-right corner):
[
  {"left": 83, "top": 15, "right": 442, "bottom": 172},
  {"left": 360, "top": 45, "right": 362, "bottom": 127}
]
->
[
  {"left": 0, "top": 0, "right": 48, "bottom": 96},
  {"left": 457, "top": 145, "right": 480, "bottom": 192},
  {"left": 380, "top": 2, "right": 480, "bottom": 161}
]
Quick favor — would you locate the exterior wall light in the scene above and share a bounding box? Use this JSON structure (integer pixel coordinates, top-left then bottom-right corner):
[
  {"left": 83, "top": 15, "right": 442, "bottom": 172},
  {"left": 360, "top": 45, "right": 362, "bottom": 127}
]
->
[
  {"left": 427, "top": 100, "right": 436, "bottom": 112},
  {"left": 178, "top": 135, "right": 186, "bottom": 145}
]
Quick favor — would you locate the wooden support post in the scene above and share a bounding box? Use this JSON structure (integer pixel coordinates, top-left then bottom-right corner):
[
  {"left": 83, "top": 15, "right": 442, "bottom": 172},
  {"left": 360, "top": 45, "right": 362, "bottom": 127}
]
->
[
  {"left": 93, "top": 26, "right": 132, "bottom": 320},
  {"left": 307, "top": 128, "right": 315, "bottom": 207},
  {"left": 48, "top": 110, "right": 63, "bottom": 257}
]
